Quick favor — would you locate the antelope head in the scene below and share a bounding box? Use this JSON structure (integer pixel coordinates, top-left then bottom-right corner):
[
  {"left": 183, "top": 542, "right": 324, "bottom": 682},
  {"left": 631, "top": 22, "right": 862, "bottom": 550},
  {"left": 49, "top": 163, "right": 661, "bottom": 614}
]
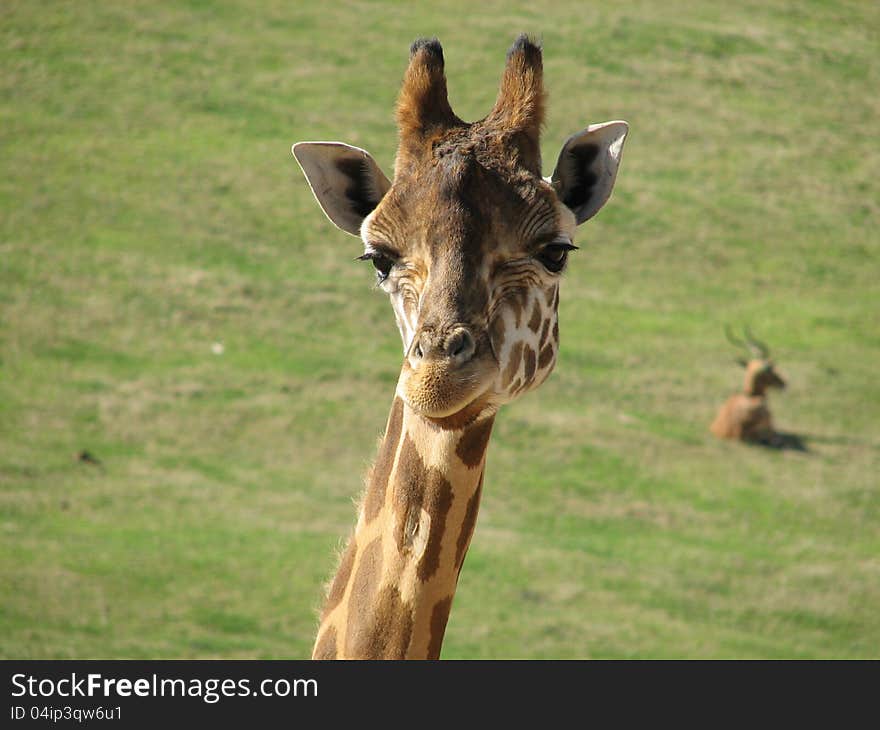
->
[{"left": 725, "top": 325, "right": 786, "bottom": 396}]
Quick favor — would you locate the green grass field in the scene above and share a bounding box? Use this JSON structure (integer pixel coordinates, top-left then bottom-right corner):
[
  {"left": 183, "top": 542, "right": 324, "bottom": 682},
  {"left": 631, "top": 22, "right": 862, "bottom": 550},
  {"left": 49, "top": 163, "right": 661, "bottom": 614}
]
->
[{"left": 2, "top": 0, "right": 878, "bottom": 658}]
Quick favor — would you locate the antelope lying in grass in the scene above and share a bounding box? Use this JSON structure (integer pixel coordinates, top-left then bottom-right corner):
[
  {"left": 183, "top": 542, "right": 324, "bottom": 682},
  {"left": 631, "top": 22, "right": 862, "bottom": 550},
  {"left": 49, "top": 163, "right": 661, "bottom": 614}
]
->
[{"left": 710, "top": 327, "right": 786, "bottom": 444}]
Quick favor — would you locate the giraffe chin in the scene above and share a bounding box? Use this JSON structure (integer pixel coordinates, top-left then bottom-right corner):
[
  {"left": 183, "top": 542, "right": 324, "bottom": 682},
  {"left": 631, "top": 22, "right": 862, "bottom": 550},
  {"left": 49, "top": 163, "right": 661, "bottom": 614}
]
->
[{"left": 398, "top": 362, "right": 497, "bottom": 429}]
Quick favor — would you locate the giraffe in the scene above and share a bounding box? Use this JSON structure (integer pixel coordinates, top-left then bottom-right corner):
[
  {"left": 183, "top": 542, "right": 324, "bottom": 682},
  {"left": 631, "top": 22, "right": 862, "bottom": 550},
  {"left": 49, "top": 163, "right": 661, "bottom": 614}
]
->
[{"left": 293, "top": 35, "right": 628, "bottom": 659}]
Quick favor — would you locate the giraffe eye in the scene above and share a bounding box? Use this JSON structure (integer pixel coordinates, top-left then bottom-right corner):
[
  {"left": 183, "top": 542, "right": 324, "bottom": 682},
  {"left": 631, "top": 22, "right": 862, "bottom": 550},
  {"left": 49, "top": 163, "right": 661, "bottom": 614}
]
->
[
  {"left": 358, "top": 251, "right": 396, "bottom": 282},
  {"left": 537, "top": 242, "right": 578, "bottom": 273}
]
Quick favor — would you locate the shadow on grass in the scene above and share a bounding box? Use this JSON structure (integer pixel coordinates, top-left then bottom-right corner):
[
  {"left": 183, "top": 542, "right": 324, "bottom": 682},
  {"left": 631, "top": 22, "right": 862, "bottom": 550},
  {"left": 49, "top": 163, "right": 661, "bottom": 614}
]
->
[{"left": 748, "top": 431, "right": 810, "bottom": 452}]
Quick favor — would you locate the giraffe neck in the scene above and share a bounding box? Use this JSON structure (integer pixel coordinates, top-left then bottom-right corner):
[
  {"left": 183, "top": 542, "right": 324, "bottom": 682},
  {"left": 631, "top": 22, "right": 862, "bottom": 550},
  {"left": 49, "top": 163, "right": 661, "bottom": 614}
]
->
[{"left": 313, "top": 396, "right": 494, "bottom": 659}]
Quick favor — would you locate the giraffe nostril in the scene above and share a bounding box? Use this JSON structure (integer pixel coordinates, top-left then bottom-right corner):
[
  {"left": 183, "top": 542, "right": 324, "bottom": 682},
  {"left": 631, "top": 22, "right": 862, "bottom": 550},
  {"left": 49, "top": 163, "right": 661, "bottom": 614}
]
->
[
  {"left": 445, "top": 328, "right": 475, "bottom": 363},
  {"left": 409, "top": 327, "right": 476, "bottom": 368}
]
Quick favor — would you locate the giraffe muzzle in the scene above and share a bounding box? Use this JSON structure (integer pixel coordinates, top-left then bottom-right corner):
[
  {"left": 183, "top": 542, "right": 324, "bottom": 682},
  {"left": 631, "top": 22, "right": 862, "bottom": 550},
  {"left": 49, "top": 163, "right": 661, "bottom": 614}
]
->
[
  {"left": 400, "top": 325, "right": 496, "bottom": 419},
  {"left": 408, "top": 326, "right": 477, "bottom": 370}
]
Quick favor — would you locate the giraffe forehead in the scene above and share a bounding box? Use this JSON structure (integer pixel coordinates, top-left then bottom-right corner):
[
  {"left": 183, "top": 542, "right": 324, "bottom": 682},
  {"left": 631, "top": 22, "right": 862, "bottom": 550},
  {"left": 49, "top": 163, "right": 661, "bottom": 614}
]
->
[{"left": 370, "top": 154, "right": 560, "bottom": 260}]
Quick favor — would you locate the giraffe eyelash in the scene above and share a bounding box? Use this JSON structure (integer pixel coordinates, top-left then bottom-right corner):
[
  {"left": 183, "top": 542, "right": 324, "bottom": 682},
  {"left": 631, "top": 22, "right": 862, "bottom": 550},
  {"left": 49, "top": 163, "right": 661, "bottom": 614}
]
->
[
  {"left": 535, "top": 239, "right": 578, "bottom": 273},
  {"left": 357, "top": 250, "right": 398, "bottom": 284}
]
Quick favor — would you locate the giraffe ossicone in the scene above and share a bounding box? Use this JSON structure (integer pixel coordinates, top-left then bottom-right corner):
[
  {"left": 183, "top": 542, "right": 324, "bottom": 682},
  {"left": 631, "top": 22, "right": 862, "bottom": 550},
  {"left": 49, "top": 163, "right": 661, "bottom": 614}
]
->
[{"left": 294, "top": 35, "right": 628, "bottom": 659}]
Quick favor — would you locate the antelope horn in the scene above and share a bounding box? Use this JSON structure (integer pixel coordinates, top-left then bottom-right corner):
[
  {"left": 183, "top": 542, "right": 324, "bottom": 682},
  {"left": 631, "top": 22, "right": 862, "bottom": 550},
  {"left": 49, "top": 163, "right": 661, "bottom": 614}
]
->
[
  {"left": 744, "top": 326, "right": 770, "bottom": 359},
  {"left": 725, "top": 324, "right": 749, "bottom": 353}
]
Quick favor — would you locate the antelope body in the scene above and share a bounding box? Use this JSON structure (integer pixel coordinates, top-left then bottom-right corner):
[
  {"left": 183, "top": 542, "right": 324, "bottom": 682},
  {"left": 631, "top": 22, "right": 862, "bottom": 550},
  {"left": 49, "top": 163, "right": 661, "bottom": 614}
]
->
[{"left": 710, "top": 328, "right": 786, "bottom": 443}]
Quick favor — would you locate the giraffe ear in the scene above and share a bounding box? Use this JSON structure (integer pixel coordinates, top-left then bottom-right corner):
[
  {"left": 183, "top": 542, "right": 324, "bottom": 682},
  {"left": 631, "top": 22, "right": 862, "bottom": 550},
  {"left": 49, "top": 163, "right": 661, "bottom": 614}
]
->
[
  {"left": 549, "top": 121, "right": 628, "bottom": 224},
  {"left": 293, "top": 142, "right": 392, "bottom": 236}
]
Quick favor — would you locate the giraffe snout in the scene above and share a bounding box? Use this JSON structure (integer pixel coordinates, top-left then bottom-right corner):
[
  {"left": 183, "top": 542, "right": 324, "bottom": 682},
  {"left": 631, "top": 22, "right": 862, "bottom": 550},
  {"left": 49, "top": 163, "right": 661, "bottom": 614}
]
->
[{"left": 408, "top": 326, "right": 477, "bottom": 370}]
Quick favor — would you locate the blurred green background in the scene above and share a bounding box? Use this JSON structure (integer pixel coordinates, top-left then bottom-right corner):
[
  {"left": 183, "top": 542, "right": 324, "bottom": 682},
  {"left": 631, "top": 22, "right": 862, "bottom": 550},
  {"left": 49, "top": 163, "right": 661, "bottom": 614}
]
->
[{"left": 1, "top": 0, "right": 877, "bottom": 658}]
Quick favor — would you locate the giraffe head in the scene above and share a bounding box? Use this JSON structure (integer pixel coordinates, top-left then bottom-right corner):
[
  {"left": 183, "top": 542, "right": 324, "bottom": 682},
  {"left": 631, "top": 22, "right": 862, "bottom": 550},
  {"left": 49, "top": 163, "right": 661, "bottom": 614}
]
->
[{"left": 294, "top": 36, "right": 627, "bottom": 424}]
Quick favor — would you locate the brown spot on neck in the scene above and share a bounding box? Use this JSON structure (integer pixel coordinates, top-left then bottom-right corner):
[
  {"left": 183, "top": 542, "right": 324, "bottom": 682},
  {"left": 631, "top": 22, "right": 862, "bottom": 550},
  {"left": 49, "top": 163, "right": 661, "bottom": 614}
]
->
[
  {"left": 427, "top": 597, "right": 454, "bottom": 660},
  {"left": 455, "top": 471, "right": 483, "bottom": 571},
  {"left": 455, "top": 418, "right": 494, "bottom": 469},
  {"left": 320, "top": 536, "right": 357, "bottom": 620},
  {"left": 393, "top": 435, "right": 428, "bottom": 550},
  {"left": 345, "top": 536, "right": 385, "bottom": 655},
  {"left": 364, "top": 397, "right": 405, "bottom": 522},
  {"left": 391, "top": 434, "right": 454, "bottom": 582},
  {"left": 416, "top": 472, "right": 454, "bottom": 582},
  {"left": 350, "top": 584, "right": 414, "bottom": 659}
]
